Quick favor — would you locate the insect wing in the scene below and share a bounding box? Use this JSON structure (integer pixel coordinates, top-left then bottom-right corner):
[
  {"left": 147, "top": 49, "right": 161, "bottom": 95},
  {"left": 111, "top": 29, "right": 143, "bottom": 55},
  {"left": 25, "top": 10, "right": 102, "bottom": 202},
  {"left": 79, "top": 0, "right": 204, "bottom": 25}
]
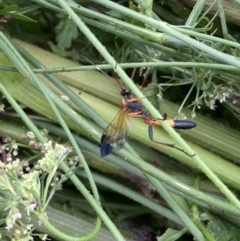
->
[{"left": 100, "top": 109, "right": 132, "bottom": 156}]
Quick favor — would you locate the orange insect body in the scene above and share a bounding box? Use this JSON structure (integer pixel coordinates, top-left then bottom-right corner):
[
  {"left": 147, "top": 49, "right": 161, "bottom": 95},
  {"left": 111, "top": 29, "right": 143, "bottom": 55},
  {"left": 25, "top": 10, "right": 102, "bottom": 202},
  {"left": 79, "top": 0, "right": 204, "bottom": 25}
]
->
[{"left": 100, "top": 89, "right": 196, "bottom": 156}]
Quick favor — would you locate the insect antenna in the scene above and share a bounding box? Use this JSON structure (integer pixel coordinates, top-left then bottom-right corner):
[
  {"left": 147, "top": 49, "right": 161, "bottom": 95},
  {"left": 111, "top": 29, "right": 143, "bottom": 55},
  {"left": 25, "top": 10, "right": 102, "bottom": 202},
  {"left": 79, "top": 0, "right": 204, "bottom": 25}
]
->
[{"left": 80, "top": 55, "right": 125, "bottom": 90}]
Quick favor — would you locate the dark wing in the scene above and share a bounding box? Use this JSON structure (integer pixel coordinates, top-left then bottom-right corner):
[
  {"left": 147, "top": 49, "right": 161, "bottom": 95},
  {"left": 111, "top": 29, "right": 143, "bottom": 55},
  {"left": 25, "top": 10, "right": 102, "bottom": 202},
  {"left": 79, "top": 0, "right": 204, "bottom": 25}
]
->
[{"left": 100, "top": 109, "right": 132, "bottom": 156}]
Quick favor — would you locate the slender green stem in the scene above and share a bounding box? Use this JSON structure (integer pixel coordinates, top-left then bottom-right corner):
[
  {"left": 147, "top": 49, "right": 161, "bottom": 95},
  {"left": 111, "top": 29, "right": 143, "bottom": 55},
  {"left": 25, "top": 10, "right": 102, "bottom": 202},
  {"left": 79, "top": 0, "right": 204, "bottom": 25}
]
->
[
  {"left": 147, "top": 175, "right": 205, "bottom": 241},
  {"left": 37, "top": 209, "right": 101, "bottom": 241},
  {"left": 177, "top": 71, "right": 197, "bottom": 113},
  {"left": 192, "top": 176, "right": 215, "bottom": 241},
  {"left": 43, "top": 165, "right": 59, "bottom": 208},
  {"left": 1, "top": 61, "right": 238, "bottom": 74},
  {"left": 185, "top": 0, "right": 207, "bottom": 26},
  {"left": 217, "top": 0, "right": 229, "bottom": 40},
  {"left": 0, "top": 83, "right": 45, "bottom": 143}
]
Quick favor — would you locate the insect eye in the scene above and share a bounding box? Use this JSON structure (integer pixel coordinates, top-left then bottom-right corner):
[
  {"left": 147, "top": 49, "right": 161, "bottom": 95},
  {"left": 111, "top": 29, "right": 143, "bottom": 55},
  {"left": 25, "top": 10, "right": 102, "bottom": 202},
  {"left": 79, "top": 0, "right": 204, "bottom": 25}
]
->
[{"left": 121, "top": 89, "right": 131, "bottom": 96}]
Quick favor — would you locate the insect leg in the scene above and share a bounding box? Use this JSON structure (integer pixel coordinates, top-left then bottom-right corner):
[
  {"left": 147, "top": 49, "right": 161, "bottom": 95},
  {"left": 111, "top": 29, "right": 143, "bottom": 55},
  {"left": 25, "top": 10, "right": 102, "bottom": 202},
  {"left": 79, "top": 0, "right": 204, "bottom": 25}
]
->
[{"left": 148, "top": 123, "right": 195, "bottom": 157}]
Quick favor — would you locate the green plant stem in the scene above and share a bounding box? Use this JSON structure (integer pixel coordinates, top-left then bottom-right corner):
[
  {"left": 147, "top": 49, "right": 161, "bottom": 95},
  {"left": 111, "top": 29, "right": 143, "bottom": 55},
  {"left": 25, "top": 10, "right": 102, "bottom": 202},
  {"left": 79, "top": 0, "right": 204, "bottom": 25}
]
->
[
  {"left": 0, "top": 82, "right": 45, "bottom": 143},
  {"left": 1, "top": 61, "right": 238, "bottom": 74},
  {"left": 217, "top": 0, "right": 229, "bottom": 40},
  {"left": 192, "top": 176, "right": 215, "bottom": 241},
  {"left": 147, "top": 175, "right": 205, "bottom": 241},
  {"left": 185, "top": 0, "right": 207, "bottom": 26},
  {"left": 61, "top": 0, "right": 186, "bottom": 48},
  {"left": 38, "top": 204, "right": 135, "bottom": 241},
  {"left": 37, "top": 207, "right": 101, "bottom": 241}
]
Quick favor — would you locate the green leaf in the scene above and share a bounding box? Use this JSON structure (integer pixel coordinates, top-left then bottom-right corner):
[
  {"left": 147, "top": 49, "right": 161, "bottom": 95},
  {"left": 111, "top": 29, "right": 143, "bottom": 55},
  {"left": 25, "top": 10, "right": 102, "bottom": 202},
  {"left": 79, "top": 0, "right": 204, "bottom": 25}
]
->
[
  {"left": 0, "top": 4, "right": 37, "bottom": 22},
  {"left": 55, "top": 15, "right": 78, "bottom": 50},
  {"left": 0, "top": 5, "right": 18, "bottom": 15},
  {"left": 200, "top": 212, "right": 240, "bottom": 241},
  {"left": 10, "top": 13, "right": 36, "bottom": 22}
]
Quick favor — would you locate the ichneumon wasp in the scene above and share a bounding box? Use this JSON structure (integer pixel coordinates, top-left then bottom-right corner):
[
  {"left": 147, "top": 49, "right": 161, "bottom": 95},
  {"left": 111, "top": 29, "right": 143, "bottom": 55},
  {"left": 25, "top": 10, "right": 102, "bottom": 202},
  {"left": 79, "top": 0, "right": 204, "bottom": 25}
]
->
[{"left": 100, "top": 79, "right": 196, "bottom": 156}]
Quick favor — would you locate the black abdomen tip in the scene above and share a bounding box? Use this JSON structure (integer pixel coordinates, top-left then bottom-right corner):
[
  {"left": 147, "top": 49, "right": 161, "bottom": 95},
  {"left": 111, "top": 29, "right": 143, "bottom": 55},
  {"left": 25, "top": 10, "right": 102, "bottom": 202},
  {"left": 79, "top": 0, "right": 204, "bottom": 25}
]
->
[{"left": 173, "top": 120, "right": 197, "bottom": 130}]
